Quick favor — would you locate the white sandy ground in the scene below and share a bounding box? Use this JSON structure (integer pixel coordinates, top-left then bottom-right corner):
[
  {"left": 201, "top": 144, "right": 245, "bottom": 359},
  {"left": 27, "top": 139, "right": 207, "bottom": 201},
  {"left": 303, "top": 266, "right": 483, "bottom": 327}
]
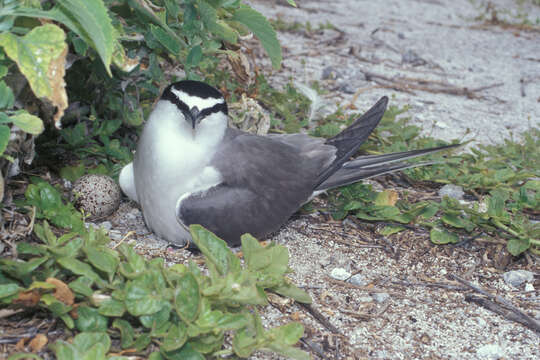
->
[
  {"left": 254, "top": 0, "right": 540, "bottom": 146},
  {"left": 105, "top": 0, "right": 539, "bottom": 359}
]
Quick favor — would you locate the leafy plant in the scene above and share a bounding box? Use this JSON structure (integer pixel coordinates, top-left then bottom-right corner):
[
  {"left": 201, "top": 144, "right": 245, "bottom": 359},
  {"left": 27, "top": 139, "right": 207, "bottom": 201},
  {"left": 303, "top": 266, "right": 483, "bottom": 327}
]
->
[
  {"left": 315, "top": 103, "right": 539, "bottom": 255},
  {"left": 0, "top": 0, "right": 286, "bottom": 176},
  {"left": 2, "top": 182, "right": 311, "bottom": 359}
]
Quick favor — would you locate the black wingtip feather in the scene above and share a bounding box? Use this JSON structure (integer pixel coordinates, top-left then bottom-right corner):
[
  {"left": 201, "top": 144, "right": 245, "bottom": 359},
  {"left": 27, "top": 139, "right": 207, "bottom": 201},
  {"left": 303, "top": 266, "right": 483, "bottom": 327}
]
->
[{"left": 316, "top": 96, "right": 389, "bottom": 187}]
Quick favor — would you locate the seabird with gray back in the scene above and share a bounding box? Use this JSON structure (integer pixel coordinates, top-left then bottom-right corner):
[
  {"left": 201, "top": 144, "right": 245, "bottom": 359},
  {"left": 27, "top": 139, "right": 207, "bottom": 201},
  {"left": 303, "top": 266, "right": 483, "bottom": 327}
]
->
[{"left": 119, "top": 80, "right": 457, "bottom": 247}]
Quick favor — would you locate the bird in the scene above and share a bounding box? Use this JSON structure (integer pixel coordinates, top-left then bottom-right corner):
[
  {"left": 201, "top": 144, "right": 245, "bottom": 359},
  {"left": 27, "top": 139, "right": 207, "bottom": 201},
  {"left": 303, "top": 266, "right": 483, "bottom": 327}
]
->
[{"left": 119, "top": 80, "right": 457, "bottom": 248}]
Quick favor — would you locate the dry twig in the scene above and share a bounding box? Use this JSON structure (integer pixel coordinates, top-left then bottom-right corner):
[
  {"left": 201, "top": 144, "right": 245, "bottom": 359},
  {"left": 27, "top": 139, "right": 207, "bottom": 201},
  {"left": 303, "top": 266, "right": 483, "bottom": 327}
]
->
[{"left": 450, "top": 274, "right": 540, "bottom": 333}]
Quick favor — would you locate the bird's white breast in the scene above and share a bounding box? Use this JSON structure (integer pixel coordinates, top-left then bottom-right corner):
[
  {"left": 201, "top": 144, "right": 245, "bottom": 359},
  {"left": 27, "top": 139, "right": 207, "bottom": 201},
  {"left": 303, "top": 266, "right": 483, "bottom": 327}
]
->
[{"left": 133, "top": 100, "right": 227, "bottom": 245}]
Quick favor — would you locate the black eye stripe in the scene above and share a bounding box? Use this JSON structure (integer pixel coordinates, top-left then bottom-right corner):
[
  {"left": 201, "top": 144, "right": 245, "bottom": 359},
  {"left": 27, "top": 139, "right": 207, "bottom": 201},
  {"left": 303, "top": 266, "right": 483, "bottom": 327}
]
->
[
  {"left": 161, "top": 88, "right": 228, "bottom": 121},
  {"left": 199, "top": 102, "right": 228, "bottom": 118},
  {"left": 161, "top": 88, "right": 190, "bottom": 114}
]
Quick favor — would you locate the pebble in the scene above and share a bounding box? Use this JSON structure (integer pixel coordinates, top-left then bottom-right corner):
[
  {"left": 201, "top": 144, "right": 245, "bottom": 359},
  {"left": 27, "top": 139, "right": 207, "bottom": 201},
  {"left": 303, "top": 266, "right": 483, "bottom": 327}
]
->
[
  {"left": 476, "top": 317, "right": 487, "bottom": 328},
  {"left": 439, "top": 184, "right": 465, "bottom": 200},
  {"left": 109, "top": 230, "right": 123, "bottom": 241},
  {"left": 502, "top": 270, "right": 534, "bottom": 288},
  {"left": 476, "top": 344, "right": 505, "bottom": 359},
  {"left": 330, "top": 267, "right": 351, "bottom": 281},
  {"left": 321, "top": 66, "right": 342, "bottom": 80},
  {"left": 357, "top": 296, "right": 374, "bottom": 303},
  {"left": 372, "top": 292, "right": 390, "bottom": 303},
  {"left": 401, "top": 49, "right": 427, "bottom": 66},
  {"left": 338, "top": 82, "right": 356, "bottom": 94},
  {"left": 349, "top": 274, "right": 368, "bottom": 287},
  {"left": 435, "top": 120, "right": 449, "bottom": 129},
  {"left": 524, "top": 283, "right": 534, "bottom": 292}
]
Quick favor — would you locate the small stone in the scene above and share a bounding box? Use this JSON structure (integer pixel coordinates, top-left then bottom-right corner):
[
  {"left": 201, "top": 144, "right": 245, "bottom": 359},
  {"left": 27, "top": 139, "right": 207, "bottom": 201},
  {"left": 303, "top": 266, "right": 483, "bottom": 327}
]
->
[
  {"left": 439, "top": 184, "right": 465, "bottom": 200},
  {"left": 397, "top": 32, "right": 405, "bottom": 39},
  {"left": 502, "top": 270, "right": 534, "bottom": 288},
  {"left": 524, "top": 283, "right": 534, "bottom": 292},
  {"left": 330, "top": 267, "right": 351, "bottom": 281},
  {"left": 72, "top": 174, "right": 121, "bottom": 220},
  {"left": 476, "top": 317, "right": 487, "bottom": 328},
  {"left": 372, "top": 292, "right": 390, "bottom": 303},
  {"left": 401, "top": 50, "right": 427, "bottom": 66},
  {"left": 357, "top": 296, "right": 373, "bottom": 303},
  {"left": 109, "top": 230, "right": 123, "bottom": 241},
  {"left": 99, "top": 221, "right": 112, "bottom": 231},
  {"left": 338, "top": 82, "right": 356, "bottom": 94},
  {"left": 349, "top": 274, "right": 368, "bottom": 287},
  {"left": 476, "top": 344, "right": 505, "bottom": 359},
  {"left": 435, "top": 121, "right": 449, "bottom": 129},
  {"left": 126, "top": 212, "right": 137, "bottom": 220},
  {"left": 322, "top": 66, "right": 342, "bottom": 80}
]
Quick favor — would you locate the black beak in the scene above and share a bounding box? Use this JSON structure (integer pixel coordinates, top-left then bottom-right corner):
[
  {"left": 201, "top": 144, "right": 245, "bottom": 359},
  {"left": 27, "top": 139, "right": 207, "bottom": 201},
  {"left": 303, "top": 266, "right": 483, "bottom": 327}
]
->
[{"left": 190, "top": 106, "right": 200, "bottom": 129}]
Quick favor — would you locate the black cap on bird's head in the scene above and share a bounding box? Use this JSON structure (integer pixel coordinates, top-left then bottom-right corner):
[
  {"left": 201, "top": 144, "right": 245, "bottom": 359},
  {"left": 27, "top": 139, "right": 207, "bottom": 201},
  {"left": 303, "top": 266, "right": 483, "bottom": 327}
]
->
[{"left": 161, "top": 80, "right": 228, "bottom": 129}]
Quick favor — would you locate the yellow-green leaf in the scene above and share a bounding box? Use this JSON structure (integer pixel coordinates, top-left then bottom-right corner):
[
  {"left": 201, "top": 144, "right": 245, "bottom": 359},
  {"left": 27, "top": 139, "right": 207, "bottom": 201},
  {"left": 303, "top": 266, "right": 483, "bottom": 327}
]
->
[
  {"left": 9, "top": 112, "right": 44, "bottom": 135},
  {"left": 0, "top": 23, "right": 66, "bottom": 99}
]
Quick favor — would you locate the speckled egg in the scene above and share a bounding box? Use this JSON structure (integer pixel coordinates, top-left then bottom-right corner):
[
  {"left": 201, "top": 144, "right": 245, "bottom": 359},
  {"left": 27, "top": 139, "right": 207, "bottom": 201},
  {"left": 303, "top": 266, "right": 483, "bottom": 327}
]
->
[{"left": 72, "top": 174, "right": 121, "bottom": 219}]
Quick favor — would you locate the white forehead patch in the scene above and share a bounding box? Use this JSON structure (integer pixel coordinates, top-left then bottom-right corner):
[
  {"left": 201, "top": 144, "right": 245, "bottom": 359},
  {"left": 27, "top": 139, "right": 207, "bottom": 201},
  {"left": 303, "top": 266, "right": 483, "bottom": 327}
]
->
[{"left": 171, "top": 88, "right": 224, "bottom": 110}]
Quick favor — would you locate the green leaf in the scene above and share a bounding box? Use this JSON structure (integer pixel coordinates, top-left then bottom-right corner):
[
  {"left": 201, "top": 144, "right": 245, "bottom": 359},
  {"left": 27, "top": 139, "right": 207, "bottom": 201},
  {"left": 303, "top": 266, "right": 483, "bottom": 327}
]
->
[
  {"left": 418, "top": 203, "right": 439, "bottom": 219},
  {"left": 72, "top": 332, "right": 111, "bottom": 354},
  {"left": 150, "top": 24, "right": 181, "bottom": 55},
  {"left": 125, "top": 278, "right": 168, "bottom": 316},
  {"left": 57, "top": 257, "right": 102, "bottom": 283},
  {"left": 0, "top": 24, "right": 66, "bottom": 99},
  {"left": 9, "top": 112, "right": 44, "bottom": 135},
  {"left": 98, "top": 298, "right": 125, "bottom": 317},
  {"left": 69, "top": 277, "right": 93, "bottom": 297},
  {"left": 112, "top": 319, "right": 134, "bottom": 349},
  {"left": 140, "top": 302, "right": 171, "bottom": 330},
  {"left": 242, "top": 235, "right": 288, "bottom": 275},
  {"left": 0, "top": 283, "right": 20, "bottom": 299},
  {"left": 232, "top": 7, "right": 282, "bottom": 69},
  {"left": 0, "top": 80, "right": 14, "bottom": 109},
  {"left": 60, "top": 163, "right": 86, "bottom": 182},
  {"left": 162, "top": 343, "right": 205, "bottom": 360},
  {"left": 85, "top": 246, "right": 119, "bottom": 277},
  {"left": 130, "top": 333, "right": 151, "bottom": 352},
  {"left": 174, "top": 272, "right": 200, "bottom": 323},
  {"left": 272, "top": 282, "right": 312, "bottom": 304},
  {"left": 51, "top": 340, "right": 76, "bottom": 360},
  {"left": 55, "top": 0, "right": 116, "bottom": 75},
  {"left": 430, "top": 228, "right": 459, "bottom": 244},
  {"left": 441, "top": 213, "right": 475, "bottom": 232},
  {"left": 7, "top": 354, "right": 44, "bottom": 360},
  {"left": 378, "top": 225, "right": 405, "bottom": 236},
  {"left": 0, "top": 124, "right": 9, "bottom": 155},
  {"left": 75, "top": 307, "right": 108, "bottom": 332},
  {"left": 507, "top": 238, "right": 530, "bottom": 256},
  {"left": 162, "top": 323, "right": 188, "bottom": 352},
  {"left": 189, "top": 225, "right": 240, "bottom": 276},
  {"left": 269, "top": 322, "right": 304, "bottom": 346},
  {"left": 186, "top": 45, "right": 202, "bottom": 69}
]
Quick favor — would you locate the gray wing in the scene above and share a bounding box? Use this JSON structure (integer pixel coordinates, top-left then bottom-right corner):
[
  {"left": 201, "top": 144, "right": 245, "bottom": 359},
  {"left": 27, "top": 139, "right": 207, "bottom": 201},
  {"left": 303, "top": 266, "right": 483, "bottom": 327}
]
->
[{"left": 177, "top": 128, "right": 335, "bottom": 245}]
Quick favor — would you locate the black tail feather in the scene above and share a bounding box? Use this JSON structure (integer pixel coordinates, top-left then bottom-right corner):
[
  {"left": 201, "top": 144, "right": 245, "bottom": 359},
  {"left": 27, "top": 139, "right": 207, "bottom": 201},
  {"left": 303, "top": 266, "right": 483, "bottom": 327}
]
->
[{"left": 316, "top": 144, "right": 460, "bottom": 191}]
